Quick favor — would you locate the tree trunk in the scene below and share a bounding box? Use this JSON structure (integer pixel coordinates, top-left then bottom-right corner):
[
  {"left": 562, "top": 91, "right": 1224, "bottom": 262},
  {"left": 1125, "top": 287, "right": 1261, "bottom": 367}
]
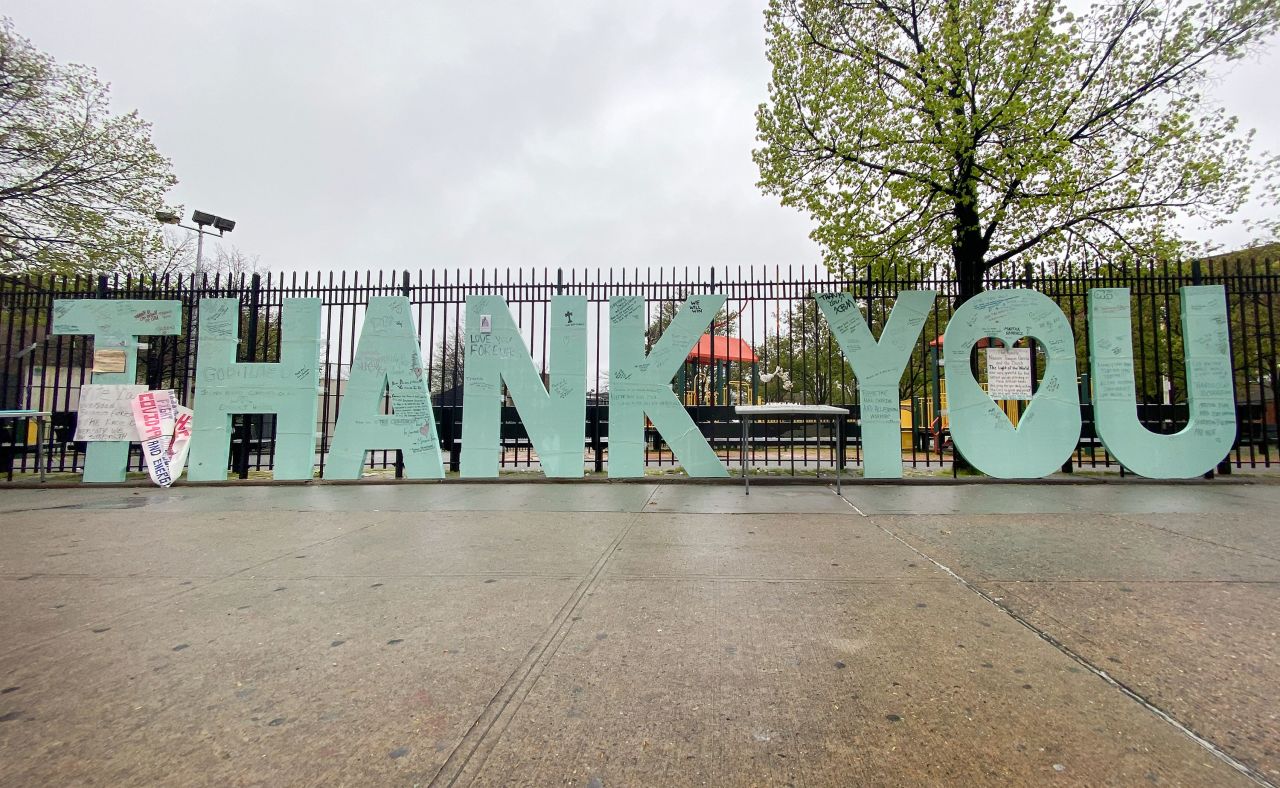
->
[
  {"left": 950, "top": 191, "right": 988, "bottom": 472},
  {"left": 951, "top": 200, "right": 988, "bottom": 307}
]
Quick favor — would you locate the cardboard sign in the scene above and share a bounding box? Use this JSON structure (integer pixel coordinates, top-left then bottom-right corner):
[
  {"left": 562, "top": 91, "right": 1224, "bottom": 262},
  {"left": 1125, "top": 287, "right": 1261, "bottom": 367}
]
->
[
  {"left": 92, "top": 348, "right": 127, "bottom": 374},
  {"left": 74, "top": 384, "right": 148, "bottom": 441}
]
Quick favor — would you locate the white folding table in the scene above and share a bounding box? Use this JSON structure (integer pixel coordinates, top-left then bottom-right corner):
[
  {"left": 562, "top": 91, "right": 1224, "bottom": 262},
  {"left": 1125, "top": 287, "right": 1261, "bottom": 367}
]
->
[{"left": 735, "top": 404, "right": 850, "bottom": 495}]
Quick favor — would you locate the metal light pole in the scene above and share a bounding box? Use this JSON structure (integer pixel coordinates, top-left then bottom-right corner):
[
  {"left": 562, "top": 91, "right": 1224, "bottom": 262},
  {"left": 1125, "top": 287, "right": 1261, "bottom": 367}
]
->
[
  {"left": 155, "top": 209, "right": 237, "bottom": 285},
  {"left": 154, "top": 208, "right": 239, "bottom": 410},
  {"left": 195, "top": 222, "right": 205, "bottom": 277}
]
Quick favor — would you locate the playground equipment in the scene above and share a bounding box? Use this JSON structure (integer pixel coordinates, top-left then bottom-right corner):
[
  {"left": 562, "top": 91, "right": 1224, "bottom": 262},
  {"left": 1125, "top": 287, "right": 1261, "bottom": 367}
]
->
[
  {"left": 678, "top": 335, "right": 771, "bottom": 406},
  {"left": 686, "top": 376, "right": 760, "bottom": 406},
  {"left": 675, "top": 340, "right": 801, "bottom": 406}
]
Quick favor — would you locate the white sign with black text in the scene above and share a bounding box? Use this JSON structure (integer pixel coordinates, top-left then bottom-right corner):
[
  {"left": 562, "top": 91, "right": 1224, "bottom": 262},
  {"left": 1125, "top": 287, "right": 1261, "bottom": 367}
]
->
[{"left": 985, "top": 346, "right": 1034, "bottom": 400}]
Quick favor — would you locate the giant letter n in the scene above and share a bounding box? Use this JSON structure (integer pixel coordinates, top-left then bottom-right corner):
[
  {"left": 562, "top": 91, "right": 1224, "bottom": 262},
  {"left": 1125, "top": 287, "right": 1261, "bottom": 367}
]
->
[
  {"left": 460, "top": 294, "right": 587, "bottom": 477},
  {"left": 187, "top": 298, "right": 322, "bottom": 481}
]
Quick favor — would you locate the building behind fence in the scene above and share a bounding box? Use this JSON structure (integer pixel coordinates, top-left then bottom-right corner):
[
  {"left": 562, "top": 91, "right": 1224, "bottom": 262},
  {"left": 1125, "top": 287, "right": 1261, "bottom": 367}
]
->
[{"left": 1, "top": 257, "right": 1277, "bottom": 477}]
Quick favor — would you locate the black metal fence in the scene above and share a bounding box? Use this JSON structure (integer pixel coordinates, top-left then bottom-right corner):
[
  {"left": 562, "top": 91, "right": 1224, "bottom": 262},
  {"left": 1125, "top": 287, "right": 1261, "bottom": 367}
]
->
[{"left": 1, "top": 256, "right": 1277, "bottom": 478}]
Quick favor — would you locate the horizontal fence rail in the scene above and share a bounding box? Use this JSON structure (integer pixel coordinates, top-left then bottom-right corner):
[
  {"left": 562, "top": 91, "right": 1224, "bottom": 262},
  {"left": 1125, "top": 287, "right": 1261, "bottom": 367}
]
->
[{"left": 1, "top": 258, "right": 1276, "bottom": 478}]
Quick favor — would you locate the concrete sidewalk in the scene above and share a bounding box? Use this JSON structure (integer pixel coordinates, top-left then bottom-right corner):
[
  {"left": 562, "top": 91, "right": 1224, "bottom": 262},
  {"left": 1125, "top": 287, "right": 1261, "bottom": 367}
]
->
[{"left": 0, "top": 481, "right": 1277, "bottom": 786}]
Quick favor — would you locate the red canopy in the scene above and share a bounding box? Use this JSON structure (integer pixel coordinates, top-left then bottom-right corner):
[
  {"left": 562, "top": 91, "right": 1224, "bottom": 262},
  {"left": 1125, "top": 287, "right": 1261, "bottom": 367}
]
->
[{"left": 687, "top": 335, "right": 757, "bottom": 364}]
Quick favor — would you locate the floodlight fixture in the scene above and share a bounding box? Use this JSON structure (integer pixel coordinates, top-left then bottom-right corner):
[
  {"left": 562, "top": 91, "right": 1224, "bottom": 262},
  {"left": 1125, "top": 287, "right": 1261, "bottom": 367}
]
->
[{"left": 157, "top": 208, "right": 239, "bottom": 278}]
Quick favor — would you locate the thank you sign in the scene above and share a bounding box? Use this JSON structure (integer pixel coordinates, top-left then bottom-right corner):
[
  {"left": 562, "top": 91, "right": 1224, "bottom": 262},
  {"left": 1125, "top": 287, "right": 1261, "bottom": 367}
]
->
[{"left": 53, "top": 286, "right": 1236, "bottom": 483}]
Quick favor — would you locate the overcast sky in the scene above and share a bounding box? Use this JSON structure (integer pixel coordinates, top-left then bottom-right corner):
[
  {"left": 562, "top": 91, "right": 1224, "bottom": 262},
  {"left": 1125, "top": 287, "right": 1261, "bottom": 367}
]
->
[{"left": 9, "top": 1, "right": 1280, "bottom": 277}]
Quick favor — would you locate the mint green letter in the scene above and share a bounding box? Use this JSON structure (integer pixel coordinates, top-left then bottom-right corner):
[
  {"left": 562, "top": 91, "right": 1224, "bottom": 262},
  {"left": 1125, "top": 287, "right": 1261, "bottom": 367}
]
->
[
  {"left": 944, "top": 290, "right": 1080, "bottom": 478},
  {"left": 816, "top": 290, "right": 935, "bottom": 478},
  {"left": 188, "top": 298, "right": 322, "bottom": 481},
  {"left": 460, "top": 295, "right": 587, "bottom": 478},
  {"left": 325, "top": 297, "right": 443, "bottom": 479},
  {"left": 52, "top": 299, "right": 182, "bottom": 482},
  {"left": 609, "top": 295, "right": 727, "bottom": 478},
  {"left": 1088, "top": 286, "right": 1235, "bottom": 477}
]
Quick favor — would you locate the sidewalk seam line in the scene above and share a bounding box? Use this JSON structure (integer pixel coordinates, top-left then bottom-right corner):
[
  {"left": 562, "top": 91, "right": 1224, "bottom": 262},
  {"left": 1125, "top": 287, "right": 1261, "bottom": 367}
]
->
[
  {"left": 1099, "top": 511, "right": 1280, "bottom": 563},
  {"left": 869, "top": 519, "right": 1275, "bottom": 788},
  {"left": 427, "top": 515, "right": 638, "bottom": 787}
]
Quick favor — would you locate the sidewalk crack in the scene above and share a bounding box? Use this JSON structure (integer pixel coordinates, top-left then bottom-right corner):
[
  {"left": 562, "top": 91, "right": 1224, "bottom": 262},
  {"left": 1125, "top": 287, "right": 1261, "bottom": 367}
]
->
[{"left": 869, "top": 518, "right": 1276, "bottom": 788}]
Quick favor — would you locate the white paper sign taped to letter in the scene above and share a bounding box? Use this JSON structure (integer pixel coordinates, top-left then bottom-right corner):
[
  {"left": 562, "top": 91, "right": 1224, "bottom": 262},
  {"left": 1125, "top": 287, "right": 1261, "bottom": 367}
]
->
[
  {"left": 986, "top": 346, "right": 1034, "bottom": 400},
  {"left": 74, "top": 384, "right": 148, "bottom": 441}
]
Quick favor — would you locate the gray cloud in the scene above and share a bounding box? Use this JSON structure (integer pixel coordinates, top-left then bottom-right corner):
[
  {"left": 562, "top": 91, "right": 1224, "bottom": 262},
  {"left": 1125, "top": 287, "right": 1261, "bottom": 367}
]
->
[{"left": 9, "top": 1, "right": 1277, "bottom": 276}]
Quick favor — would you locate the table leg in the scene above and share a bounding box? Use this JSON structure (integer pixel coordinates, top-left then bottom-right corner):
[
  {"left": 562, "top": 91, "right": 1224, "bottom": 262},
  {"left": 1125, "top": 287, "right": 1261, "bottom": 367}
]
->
[
  {"left": 36, "top": 416, "right": 46, "bottom": 483},
  {"left": 742, "top": 417, "right": 749, "bottom": 495},
  {"left": 835, "top": 416, "right": 842, "bottom": 496}
]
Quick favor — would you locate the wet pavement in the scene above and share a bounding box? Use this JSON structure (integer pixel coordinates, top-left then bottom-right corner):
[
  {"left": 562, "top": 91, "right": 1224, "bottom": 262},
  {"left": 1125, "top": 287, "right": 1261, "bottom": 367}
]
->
[{"left": 0, "top": 480, "right": 1277, "bottom": 786}]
